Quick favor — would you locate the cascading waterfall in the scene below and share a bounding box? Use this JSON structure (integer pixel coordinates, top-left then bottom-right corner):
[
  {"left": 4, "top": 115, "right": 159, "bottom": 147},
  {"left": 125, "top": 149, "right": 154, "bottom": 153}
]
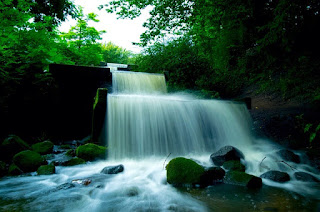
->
[{"left": 0, "top": 69, "right": 319, "bottom": 212}]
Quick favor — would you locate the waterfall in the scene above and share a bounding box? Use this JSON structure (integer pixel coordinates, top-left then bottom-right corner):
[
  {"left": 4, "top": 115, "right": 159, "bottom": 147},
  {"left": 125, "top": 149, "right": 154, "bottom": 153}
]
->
[{"left": 107, "top": 71, "right": 253, "bottom": 159}]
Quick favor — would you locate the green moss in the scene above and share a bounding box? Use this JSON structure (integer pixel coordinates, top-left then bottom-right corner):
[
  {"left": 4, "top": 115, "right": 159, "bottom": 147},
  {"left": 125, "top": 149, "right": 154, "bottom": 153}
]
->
[
  {"left": 37, "top": 165, "right": 55, "bottom": 175},
  {"left": 13, "top": 150, "right": 45, "bottom": 172},
  {"left": 223, "top": 160, "right": 245, "bottom": 172},
  {"left": 76, "top": 143, "right": 107, "bottom": 161},
  {"left": 8, "top": 164, "right": 23, "bottom": 176},
  {"left": 31, "top": 140, "right": 54, "bottom": 155},
  {"left": 0, "top": 135, "right": 31, "bottom": 162},
  {"left": 224, "top": 171, "right": 262, "bottom": 188},
  {"left": 63, "top": 157, "right": 86, "bottom": 166},
  {"left": 65, "top": 149, "right": 76, "bottom": 157},
  {"left": 166, "top": 157, "right": 205, "bottom": 185},
  {"left": 92, "top": 88, "right": 108, "bottom": 143},
  {"left": 60, "top": 144, "right": 72, "bottom": 149}
]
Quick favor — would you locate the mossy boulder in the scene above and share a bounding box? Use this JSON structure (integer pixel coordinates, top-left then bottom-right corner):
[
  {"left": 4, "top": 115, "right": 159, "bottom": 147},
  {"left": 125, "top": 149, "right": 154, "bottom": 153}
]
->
[
  {"left": 223, "top": 160, "right": 245, "bottom": 172},
  {"left": 37, "top": 165, "right": 55, "bottom": 175},
  {"left": 0, "top": 135, "right": 31, "bottom": 162},
  {"left": 224, "top": 171, "right": 262, "bottom": 188},
  {"left": 62, "top": 157, "right": 86, "bottom": 166},
  {"left": 32, "top": 140, "right": 54, "bottom": 155},
  {"left": 65, "top": 149, "right": 76, "bottom": 157},
  {"left": 13, "top": 150, "right": 45, "bottom": 172},
  {"left": 8, "top": 164, "right": 23, "bottom": 176},
  {"left": 76, "top": 143, "right": 107, "bottom": 161},
  {"left": 0, "top": 161, "right": 7, "bottom": 177},
  {"left": 166, "top": 157, "right": 205, "bottom": 186}
]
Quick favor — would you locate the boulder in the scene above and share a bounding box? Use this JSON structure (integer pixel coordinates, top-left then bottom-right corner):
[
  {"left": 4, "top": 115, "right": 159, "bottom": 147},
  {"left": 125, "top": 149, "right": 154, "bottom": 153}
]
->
[
  {"left": 223, "top": 160, "right": 245, "bottom": 172},
  {"left": 32, "top": 140, "right": 54, "bottom": 155},
  {"left": 101, "top": 164, "right": 124, "bottom": 174},
  {"left": 37, "top": 165, "right": 55, "bottom": 175},
  {"left": 224, "top": 171, "right": 262, "bottom": 188},
  {"left": 276, "top": 149, "right": 300, "bottom": 164},
  {"left": 0, "top": 135, "right": 30, "bottom": 162},
  {"left": 8, "top": 164, "right": 23, "bottom": 176},
  {"left": 76, "top": 143, "right": 107, "bottom": 161},
  {"left": 65, "top": 149, "right": 76, "bottom": 157},
  {"left": 294, "top": 172, "right": 319, "bottom": 182},
  {"left": 62, "top": 157, "right": 86, "bottom": 166},
  {"left": 0, "top": 161, "right": 6, "bottom": 177},
  {"left": 260, "top": 170, "right": 290, "bottom": 183},
  {"left": 210, "top": 146, "right": 244, "bottom": 166},
  {"left": 200, "top": 167, "right": 225, "bottom": 186},
  {"left": 13, "top": 150, "right": 45, "bottom": 172},
  {"left": 166, "top": 157, "right": 205, "bottom": 186}
]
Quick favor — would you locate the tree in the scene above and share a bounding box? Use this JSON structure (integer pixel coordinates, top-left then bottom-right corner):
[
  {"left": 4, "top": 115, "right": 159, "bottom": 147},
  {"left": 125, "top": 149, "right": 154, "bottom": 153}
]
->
[{"left": 101, "top": 42, "right": 133, "bottom": 64}]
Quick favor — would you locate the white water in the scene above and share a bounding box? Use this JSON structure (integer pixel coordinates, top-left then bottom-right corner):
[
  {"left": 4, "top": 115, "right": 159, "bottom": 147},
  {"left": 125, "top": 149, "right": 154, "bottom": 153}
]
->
[{"left": 0, "top": 70, "right": 319, "bottom": 211}]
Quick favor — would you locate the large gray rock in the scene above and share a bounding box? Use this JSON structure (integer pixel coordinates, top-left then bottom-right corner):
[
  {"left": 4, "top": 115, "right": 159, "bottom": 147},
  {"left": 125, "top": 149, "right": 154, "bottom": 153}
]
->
[
  {"left": 276, "top": 149, "right": 300, "bottom": 164},
  {"left": 101, "top": 164, "right": 124, "bottom": 174},
  {"left": 210, "top": 146, "right": 244, "bottom": 166},
  {"left": 294, "top": 172, "right": 319, "bottom": 182},
  {"left": 260, "top": 170, "right": 290, "bottom": 183}
]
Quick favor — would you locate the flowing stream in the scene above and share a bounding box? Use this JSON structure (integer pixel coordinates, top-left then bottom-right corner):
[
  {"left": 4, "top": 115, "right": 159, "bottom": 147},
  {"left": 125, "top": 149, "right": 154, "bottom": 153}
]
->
[{"left": 0, "top": 70, "right": 319, "bottom": 211}]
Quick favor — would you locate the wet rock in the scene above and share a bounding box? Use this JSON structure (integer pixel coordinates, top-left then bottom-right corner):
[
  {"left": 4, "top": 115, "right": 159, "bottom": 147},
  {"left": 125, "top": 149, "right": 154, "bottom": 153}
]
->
[
  {"left": 276, "top": 149, "right": 300, "bottom": 164},
  {"left": 166, "top": 157, "right": 205, "bottom": 186},
  {"left": 224, "top": 171, "right": 262, "bottom": 188},
  {"left": 62, "top": 157, "right": 86, "bottom": 166},
  {"left": 0, "top": 135, "right": 30, "bottom": 162},
  {"left": 294, "top": 172, "right": 320, "bottom": 182},
  {"left": 210, "top": 146, "right": 244, "bottom": 166},
  {"left": 200, "top": 167, "right": 225, "bottom": 186},
  {"left": 260, "top": 170, "right": 290, "bottom": 182},
  {"left": 8, "top": 164, "right": 23, "bottom": 176},
  {"left": 92, "top": 88, "right": 108, "bottom": 144},
  {"left": 55, "top": 183, "right": 76, "bottom": 190},
  {"left": 37, "top": 164, "right": 55, "bottom": 175},
  {"left": 13, "top": 150, "right": 45, "bottom": 172},
  {"left": 32, "top": 140, "right": 54, "bottom": 155},
  {"left": 101, "top": 164, "right": 124, "bottom": 174},
  {"left": 223, "top": 160, "right": 245, "bottom": 172},
  {"left": 72, "top": 179, "right": 92, "bottom": 186},
  {"left": 65, "top": 149, "right": 76, "bottom": 157},
  {"left": 76, "top": 143, "right": 107, "bottom": 161}
]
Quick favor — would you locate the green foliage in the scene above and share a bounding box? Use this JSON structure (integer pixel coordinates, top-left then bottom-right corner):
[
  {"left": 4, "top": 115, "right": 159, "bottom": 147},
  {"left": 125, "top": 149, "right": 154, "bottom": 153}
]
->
[
  {"left": 101, "top": 42, "right": 133, "bottom": 64},
  {"left": 295, "top": 114, "right": 320, "bottom": 144},
  {"left": 166, "top": 157, "right": 205, "bottom": 185}
]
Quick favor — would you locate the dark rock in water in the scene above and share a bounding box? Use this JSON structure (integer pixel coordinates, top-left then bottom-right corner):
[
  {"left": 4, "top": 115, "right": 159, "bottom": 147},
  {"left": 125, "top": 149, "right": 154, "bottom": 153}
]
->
[
  {"left": 260, "top": 170, "right": 290, "bottom": 182},
  {"left": 210, "top": 146, "right": 244, "bottom": 166},
  {"left": 294, "top": 172, "right": 320, "bottom": 182},
  {"left": 224, "top": 171, "right": 262, "bottom": 188},
  {"left": 223, "top": 160, "right": 245, "bottom": 172},
  {"left": 13, "top": 150, "right": 45, "bottom": 172},
  {"left": 8, "top": 164, "right": 23, "bottom": 176},
  {"left": 62, "top": 157, "right": 86, "bottom": 166},
  {"left": 276, "top": 149, "right": 300, "bottom": 164},
  {"left": 37, "top": 164, "right": 55, "bottom": 175},
  {"left": 55, "top": 183, "right": 76, "bottom": 190},
  {"left": 0, "top": 135, "right": 31, "bottom": 162},
  {"left": 166, "top": 157, "right": 205, "bottom": 186},
  {"left": 65, "top": 149, "right": 76, "bottom": 157},
  {"left": 76, "top": 143, "right": 107, "bottom": 161},
  {"left": 200, "top": 167, "right": 225, "bottom": 186},
  {"left": 32, "top": 140, "right": 54, "bottom": 155},
  {"left": 101, "top": 164, "right": 124, "bottom": 174}
]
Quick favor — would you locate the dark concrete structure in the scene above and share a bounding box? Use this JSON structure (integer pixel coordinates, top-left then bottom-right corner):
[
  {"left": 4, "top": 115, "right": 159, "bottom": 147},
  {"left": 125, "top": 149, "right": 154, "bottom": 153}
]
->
[{"left": 49, "top": 64, "right": 112, "bottom": 140}]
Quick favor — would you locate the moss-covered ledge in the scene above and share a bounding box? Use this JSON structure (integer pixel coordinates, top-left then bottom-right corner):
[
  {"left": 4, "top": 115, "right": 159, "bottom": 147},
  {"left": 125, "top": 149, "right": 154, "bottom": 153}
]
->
[{"left": 91, "top": 88, "right": 108, "bottom": 144}]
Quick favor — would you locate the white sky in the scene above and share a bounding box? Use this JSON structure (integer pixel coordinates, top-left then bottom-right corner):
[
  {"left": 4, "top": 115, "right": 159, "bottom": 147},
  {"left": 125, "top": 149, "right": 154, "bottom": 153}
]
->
[{"left": 59, "top": 0, "right": 151, "bottom": 53}]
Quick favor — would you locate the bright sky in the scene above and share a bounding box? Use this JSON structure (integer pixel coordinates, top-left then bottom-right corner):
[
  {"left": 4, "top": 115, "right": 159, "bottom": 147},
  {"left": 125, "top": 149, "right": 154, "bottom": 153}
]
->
[{"left": 59, "top": 0, "right": 151, "bottom": 53}]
